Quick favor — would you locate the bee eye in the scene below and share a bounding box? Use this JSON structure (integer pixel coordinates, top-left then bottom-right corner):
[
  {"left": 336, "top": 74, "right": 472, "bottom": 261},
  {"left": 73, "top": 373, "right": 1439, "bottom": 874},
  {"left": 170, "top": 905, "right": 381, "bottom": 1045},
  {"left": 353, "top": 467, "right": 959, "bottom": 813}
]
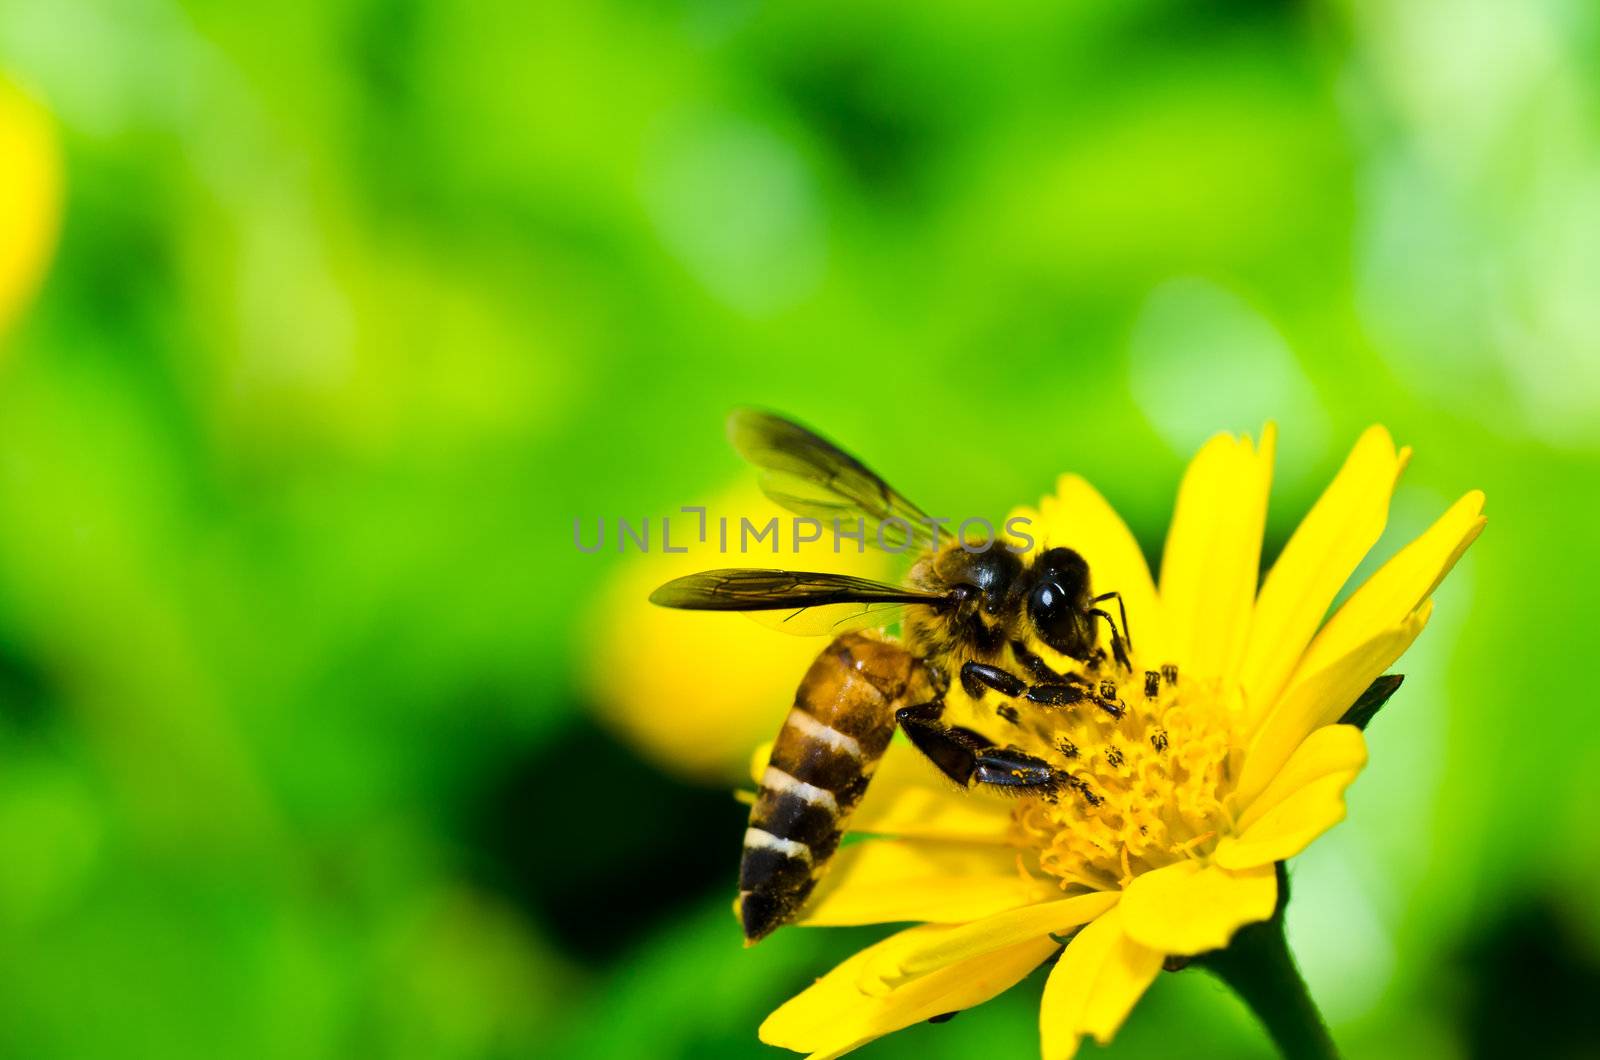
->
[
  {"left": 1028, "top": 580, "right": 1064, "bottom": 626},
  {"left": 1029, "top": 579, "right": 1087, "bottom": 657}
]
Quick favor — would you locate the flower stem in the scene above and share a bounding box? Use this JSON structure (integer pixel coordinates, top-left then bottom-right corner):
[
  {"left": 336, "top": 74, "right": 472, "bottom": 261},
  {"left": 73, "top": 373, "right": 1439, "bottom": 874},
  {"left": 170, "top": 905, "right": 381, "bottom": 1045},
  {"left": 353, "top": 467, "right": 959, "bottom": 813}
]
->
[{"left": 1195, "top": 864, "right": 1339, "bottom": 1059}]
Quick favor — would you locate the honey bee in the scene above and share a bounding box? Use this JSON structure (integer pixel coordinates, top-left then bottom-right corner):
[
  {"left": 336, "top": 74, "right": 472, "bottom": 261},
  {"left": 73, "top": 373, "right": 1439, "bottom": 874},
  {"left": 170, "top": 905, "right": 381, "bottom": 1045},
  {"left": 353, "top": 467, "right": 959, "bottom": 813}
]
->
[{"left": 650, "top": 411, "right": 1133, "bottom": 944}]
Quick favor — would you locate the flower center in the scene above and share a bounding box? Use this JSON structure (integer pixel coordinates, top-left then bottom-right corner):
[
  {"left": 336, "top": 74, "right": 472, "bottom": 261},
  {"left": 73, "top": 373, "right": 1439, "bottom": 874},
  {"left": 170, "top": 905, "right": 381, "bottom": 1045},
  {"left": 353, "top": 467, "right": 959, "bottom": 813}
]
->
[{"left": 1006, "top": 658, "right": 1237, "bottom": 891}]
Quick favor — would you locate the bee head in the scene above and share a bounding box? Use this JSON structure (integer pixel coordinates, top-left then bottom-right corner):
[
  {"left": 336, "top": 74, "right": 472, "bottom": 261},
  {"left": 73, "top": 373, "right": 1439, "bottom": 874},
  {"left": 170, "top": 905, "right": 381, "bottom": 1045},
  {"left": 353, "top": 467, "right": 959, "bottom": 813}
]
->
[{"left": 1026, "top": 547, "right": 1096, "bottom": 659}]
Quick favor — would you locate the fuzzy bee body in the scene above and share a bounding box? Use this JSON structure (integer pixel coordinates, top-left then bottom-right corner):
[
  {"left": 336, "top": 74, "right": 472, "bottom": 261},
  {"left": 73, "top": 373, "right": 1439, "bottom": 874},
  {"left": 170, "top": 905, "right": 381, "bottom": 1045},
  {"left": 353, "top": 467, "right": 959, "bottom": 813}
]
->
[
  {"left": 740, "top": 631, "right": 937, "bottom": 943},
  {"left": 651, "top": 410, "right": 1135, "bottom": 945}
]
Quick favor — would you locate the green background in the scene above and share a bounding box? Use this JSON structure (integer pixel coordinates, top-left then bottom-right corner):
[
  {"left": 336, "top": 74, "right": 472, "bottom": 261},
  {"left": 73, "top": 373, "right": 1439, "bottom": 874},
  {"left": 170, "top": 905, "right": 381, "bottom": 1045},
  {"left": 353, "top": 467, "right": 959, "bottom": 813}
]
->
[{"left": 0, "top": 0, "right": 1596, "bottom": 1057}]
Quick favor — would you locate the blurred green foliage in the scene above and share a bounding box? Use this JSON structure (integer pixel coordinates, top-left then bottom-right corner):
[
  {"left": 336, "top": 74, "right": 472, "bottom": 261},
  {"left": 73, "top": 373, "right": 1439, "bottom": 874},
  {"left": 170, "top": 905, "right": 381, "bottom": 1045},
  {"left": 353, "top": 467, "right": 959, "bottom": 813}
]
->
[{"left": 0, "top": 0, "right": 1596, "bottom": 1057}]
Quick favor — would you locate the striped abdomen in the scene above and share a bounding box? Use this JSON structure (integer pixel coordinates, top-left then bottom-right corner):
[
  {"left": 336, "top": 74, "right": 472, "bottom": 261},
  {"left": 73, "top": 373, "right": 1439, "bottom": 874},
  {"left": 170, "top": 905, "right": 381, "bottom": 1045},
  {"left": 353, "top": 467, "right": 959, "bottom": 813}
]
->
[{"left": 739, "top": 631, "right": 935, "bottom": 944}]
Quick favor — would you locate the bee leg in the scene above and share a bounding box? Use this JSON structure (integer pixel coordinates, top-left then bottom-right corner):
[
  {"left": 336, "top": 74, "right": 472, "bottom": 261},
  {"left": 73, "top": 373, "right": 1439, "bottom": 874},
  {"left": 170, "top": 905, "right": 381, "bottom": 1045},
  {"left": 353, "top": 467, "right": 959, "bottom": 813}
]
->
[
  {"left": 1009, "top": 640, "right": 1094, "bottom": 689},
  {"left": 896, "top": 702, "right": 987, "bottom": 785},
  {"left": 965, "top": 657, "right": 1095, "bottom": 710},
  {"left": 1024, "top": 682, "right": 1087, "bottom": 707},
  {"left": 963, "top": 662, "right": 1077, "bottom": 728},
  {"left": 895, "top": 703, "right": 1060, "bottom": 796},
  {"left": 1088, "top": 607, "right": 1133, "bottom": 671},
  {"left": 1089, "top": 591, "right": 1134, "bottom": 653},
  {"left": 971, "top": 747, "right": 1059, "bottom": 796},
  {"left": 960, "top": 661, "right": 1025, "bottom": 699}
]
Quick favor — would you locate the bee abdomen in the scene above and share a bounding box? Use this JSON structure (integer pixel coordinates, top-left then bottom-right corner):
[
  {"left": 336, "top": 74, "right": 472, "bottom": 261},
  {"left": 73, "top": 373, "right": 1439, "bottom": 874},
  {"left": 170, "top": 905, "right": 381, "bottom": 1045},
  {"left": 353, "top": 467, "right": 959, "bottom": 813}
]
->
[
  {"left": 740, "top": 633, "right": 922, "bottom": 944},
  {"left": 754, "top": 766, "right": 840, "bottom": 848},
  {"left": 739, "top": 715, "right": 874, "bottom": 943},
  {"left": 740, "top": 826, "right": 814, "bottom": 898}
]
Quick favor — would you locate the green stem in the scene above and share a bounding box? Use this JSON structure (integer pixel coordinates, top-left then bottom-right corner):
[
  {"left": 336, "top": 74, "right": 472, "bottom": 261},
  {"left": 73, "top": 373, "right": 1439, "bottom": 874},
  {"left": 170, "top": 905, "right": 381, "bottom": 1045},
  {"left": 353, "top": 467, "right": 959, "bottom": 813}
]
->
[{"left": 1194, "top": 865, "right": 1339, "bottom": 1059}]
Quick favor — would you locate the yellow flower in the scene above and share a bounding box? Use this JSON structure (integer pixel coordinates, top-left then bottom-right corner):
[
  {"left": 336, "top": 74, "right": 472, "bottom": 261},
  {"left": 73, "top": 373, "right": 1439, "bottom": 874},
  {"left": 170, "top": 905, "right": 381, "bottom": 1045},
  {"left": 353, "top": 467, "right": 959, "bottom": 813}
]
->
[
  {"left": 0, "top": 76, "right": 62, "bottom": 341},
  {"left": 756, "top": 426, "right": 1484, "bottom": 1059}
]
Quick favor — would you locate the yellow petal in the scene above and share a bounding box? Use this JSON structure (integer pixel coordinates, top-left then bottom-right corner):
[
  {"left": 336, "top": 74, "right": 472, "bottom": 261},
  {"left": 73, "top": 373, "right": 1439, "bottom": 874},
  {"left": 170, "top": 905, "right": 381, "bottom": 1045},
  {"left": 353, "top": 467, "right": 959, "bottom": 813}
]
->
[
  {"left": 1238, "top": 427, "right": 1408, "bottom": 724},
  {"left": 1293, "top": 490, "right": 1485, "bottom": 680},
  {"left": 762, "top": 924, "right": 1059, "bottom": 1059},
  {"left": 1012, "top": 474, "right": 1167, "bottom": 662},
  {"left": 1235, "top": 603, "right": 1430, "bottom": 807},
  {"left": 1213, "top": 724, "right": 1367, "bottom": 870},
  {"left": 848, "top": 741, "right": 1018, "bottom": 844},
  {"left": 798, "top": 838, "right": 1056, "bottom": 926},
  {"left": 749, "top": 740, "right": 775, "bottom": 785},
  {"left": 861, "top": 891, "right": 1118, "bottom": 993},
  {"left": 0, "top": 78, "right": 60, "bottom": 340},
  {"left": 1234, "top": 723, "right": 1367, "bottom": 833},
  {"left": 1158, "top": 427, "right": 1276, "bottom": 687},
  {"left": 1039, "top": 905, "right": 1162, "bottom": 1059},
  {"left": 1118, "top": 860, "right": 1276, "bottom": 956},
  {"left": 1216, "top": 777, "right": 1351, "bottom": 871}
]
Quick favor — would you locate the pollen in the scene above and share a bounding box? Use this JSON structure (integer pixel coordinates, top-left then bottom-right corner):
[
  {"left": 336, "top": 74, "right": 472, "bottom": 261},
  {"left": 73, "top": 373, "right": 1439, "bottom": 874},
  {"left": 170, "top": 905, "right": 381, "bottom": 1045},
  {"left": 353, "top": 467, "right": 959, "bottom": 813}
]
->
[{"left": 1010, "top": 658, "right": 1236, "bottom": 891}]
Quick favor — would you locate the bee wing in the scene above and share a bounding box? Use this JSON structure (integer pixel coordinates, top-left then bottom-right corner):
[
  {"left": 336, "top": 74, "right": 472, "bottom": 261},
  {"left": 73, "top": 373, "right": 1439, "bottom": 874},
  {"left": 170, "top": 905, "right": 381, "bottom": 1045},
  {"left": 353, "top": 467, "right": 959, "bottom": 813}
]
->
[
  {"left": 742, "top": 599, "right": 918, "bottom": 637},
  {"left": 727, "top": 409, "right": 935, "bottom": 552},
  {"left": 649, "top": 569, "right": 947, "bottom": 637}
]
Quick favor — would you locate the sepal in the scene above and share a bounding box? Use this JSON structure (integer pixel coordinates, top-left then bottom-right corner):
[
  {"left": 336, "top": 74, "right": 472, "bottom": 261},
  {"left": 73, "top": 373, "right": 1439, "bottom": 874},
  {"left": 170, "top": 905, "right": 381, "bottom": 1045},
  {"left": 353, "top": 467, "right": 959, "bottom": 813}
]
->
[{"left": 1338, "top": 673, "right": 1404, "bottom": 730}]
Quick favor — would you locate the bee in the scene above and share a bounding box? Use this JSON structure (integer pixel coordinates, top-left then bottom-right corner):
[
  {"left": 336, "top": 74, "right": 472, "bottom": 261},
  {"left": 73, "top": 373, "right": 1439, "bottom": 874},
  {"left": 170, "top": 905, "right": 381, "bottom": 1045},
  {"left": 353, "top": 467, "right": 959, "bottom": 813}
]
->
[{"left": 650, "top": 410, "right": 1133, "bottom": 944}]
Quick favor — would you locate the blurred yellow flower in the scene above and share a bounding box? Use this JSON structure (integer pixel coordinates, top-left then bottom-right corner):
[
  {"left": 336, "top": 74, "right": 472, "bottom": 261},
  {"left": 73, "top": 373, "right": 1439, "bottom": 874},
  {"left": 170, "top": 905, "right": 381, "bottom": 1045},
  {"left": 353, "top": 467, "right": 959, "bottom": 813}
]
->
[
  {"left": 583, "top": 484, "right": 889, "bottom": 783},
  {"left": 0, "top": 77, "right": 61, "bottom": 341},
  {"left": 754, "top": 426, "right": 1484, "bottom": 1059}
]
